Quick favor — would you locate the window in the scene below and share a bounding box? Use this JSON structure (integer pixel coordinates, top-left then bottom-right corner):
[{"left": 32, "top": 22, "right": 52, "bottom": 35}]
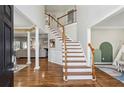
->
[
  {"left": 67, "top": 10, "right": 74, "bottom": 24},
  {"left": 14, "top": 41, "right": 27, "bottom": 50},
  {"left": 22, "top": 42, "right": 27, "bottom": 49},
  {"left": 14, "top": 41, "right": 20, "bottom": 50}
]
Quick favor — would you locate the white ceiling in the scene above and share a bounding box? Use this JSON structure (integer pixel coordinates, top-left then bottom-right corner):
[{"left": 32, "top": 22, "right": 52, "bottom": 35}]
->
[
  {"left": 93, "top": 8, "right": 124, "bottom": 29},
  {"left": 14, "top": 7, "right": 33, "bottom": 28},
  {"left": 45, "top": 5, "right": 75, "bottom": 12}
]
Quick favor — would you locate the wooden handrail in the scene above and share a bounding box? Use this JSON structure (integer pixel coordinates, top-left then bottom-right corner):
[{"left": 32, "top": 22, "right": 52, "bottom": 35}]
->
[
  {"left": 45, "top": 13, "right": 63, "bottom": 27},
  {"left": 57, "top": 9, "right": 77, "bottom": 26},
  {"left": 57, "top": 9, "right": 77, "bottom": 20},
  {"left": 45, "top": 13, "right": 68, "bottom": 81},
  {"left": 88, "top": 43, "right": 96, "bottom": 80}
]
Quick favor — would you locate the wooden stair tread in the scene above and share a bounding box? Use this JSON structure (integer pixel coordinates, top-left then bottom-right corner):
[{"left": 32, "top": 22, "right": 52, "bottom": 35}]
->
[
  {"left": 64, "top": 72, "right": 92, "bottom": 75},
  {"left": 63, "top": 60, "right": 86, "bottom": 62},
  {"left": 52, "top": 31, "right": 58, "bottom": 33},
  {"left": 63, "top": 56, "right": 85, "bottom": 57},
  {"left": 54, "top": 34, "right": 59, "bottom": 35},
  {"left": 62, "top": 48, "right": 81, "bottom": 49},
  {"left": 62, "top": 52, "right": 83, "bottom": 53},
  {"left": 65, "top": 42, "right": 79, "bottom": 43},
  {"left": 60, "top": 40, "right": 71, "bottom": 41},
  {"left": 56, "top": 36, "right": 68, "bottom": 38},
  {"left": 59, "top": 37, "right": 69, "bottom": 40},
  {"left": 63, "top": 45, "right": 80, "bottom": 46},
  {"left": 51, "top": 29, "right": 55, "bottom": 31},
  {"left": 57, "top": 36, "right": 62, "bottom": 38},
  {"left": 64, "top": 66, "right": 91, "bottom": 69}
]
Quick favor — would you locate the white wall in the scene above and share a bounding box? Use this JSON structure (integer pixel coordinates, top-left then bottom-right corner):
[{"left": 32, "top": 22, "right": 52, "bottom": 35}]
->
[
  {"left": 15, "top": 5, "right": 45, "bottom": 31},
  {"left": 48, "top": 28, "right": 63, "bottom": 65},
  {"left": 91, "top": 28, "right": 124, "bottom": 59},
  {"left": 77, "top": 5, "right": 122, "bottom": 55},
  {"left": 65, "top": 23, "right": 77, "bottom": 41}
]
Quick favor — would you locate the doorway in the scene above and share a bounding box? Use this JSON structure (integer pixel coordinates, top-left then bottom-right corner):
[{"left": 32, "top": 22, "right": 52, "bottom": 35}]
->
[{"left": 100, "top": 42, "right": 113, "bottom": 62}]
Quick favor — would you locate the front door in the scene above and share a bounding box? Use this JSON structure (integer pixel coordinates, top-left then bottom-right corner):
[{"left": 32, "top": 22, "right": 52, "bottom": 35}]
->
[{"left": 0, "top": 5, "right": 13, "bottom": 87}]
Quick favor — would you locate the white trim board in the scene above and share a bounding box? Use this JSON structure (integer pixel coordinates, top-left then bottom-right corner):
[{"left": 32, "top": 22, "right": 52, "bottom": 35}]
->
[
  {"left": 48, "top": 60, "right": 63, "bottom": 66},
  {"left": 92, "top": 26, "right": 124, "bottom": 30},
  {"left": 95, "top": 62, "right": 113, "bottom": 65}
]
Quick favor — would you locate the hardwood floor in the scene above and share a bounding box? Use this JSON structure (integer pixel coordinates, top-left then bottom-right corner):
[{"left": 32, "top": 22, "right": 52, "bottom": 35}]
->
[{"left": 14, "top": 58, "right": 124, "bottom": 87}]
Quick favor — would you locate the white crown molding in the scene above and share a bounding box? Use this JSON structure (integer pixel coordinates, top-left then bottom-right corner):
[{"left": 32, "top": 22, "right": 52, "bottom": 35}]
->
[
  {"left": 91, "top": 6, "right": 124, "bottom": 28},
  {"left": 14, "top": 25, "right": 36, "bottom": 32},
  {"left": 92, "top": 26, "right": 124, "bottom": 30}
]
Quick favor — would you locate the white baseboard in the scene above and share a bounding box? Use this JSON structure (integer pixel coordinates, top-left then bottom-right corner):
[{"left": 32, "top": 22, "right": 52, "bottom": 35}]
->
[
  {"left": 48, "top": 60, "right": 63, "bottom": 66},
  {"left": 95, "top": 62, "right": 113, "bottom": 65}
]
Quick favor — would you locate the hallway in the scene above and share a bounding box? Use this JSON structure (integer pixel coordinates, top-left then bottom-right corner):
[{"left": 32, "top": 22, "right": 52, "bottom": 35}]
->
[{"left": 14, "top": 58, "right": 124, "bottom": 87}]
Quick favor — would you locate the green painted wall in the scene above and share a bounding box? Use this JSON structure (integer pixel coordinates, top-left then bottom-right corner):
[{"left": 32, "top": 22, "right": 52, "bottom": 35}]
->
[{"left": 94, "top": 49, "right": 101, "bottom": 62}]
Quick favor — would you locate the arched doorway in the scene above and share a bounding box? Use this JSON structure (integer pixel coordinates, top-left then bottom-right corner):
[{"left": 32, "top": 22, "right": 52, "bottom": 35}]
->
[{"left": 100, "top": 42, "right": 113, "bottom": 62}]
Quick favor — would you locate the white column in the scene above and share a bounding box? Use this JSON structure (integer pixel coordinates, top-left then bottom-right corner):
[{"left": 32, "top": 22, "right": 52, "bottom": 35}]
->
[
  {"left": 27, "top": 31, "right": 31, "bottom": 64},
  {"left": 34, "top": 27, "right": 40, "bottom": 70}
]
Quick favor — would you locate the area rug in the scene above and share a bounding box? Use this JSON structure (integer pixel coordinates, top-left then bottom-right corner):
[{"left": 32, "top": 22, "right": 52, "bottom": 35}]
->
[
  {"left": 12, "top": 64, "right": 28, "bottom": 73},
  {"left": 97, "top": 65, "right": 124, "bottom": 83}
]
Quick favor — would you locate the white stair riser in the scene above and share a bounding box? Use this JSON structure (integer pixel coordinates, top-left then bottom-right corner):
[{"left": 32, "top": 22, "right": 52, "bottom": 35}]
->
[
  {"left": 62, "top": 46, "right": 81, "bottom": 48},
  {"left": 56, "top": 37, "right": 62, "bottom": 38},
  {"left": 63, "top": 68, "right": 92, "bottom": 72},
  {"left": 64, "top": 63, "right": 87, "bottom": 66},
  {"left": 51, "top": 32, "right": 57, "bottom": 34},
  {"left": 63, "top": 43, "right": 80, "bottom": 45},
  {"left": 67, "top": 76, "right": 92, "bottom": 80},
  {"left": 54, "top": 34, "right": 60, "bottom": 36},
  {"left": 51, "top": 30, "right": 55, "bottom": 31},
  {"left": 57, "top": 37, "right": 71, "bottom": 40},
  {"left": 51, "top": 31, "right": 59, "bottom": 33},
  {"left": 63, "top": 53, "right": 84, "bottom": 56},
  {"left": 59, "top": 38, "right": 71, "bottom": 40},
  {"left": 63, "top": 50, "right": 82, "bottom": 52},
  {"left": 63, "top": 57, "right": 86, "bottom": 60}
]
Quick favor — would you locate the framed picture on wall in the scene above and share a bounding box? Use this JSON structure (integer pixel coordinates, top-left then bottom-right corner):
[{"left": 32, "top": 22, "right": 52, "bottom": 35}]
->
[{"left": 50, "top": 39, "right": 55, "bottom": 48}]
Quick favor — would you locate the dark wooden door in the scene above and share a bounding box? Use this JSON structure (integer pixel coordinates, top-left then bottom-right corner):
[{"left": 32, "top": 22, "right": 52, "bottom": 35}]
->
[{"left": 0, "top": 5, "right": 13, "bottom": 87}]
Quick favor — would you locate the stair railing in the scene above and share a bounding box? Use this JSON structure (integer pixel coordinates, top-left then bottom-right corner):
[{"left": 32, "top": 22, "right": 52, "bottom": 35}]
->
[
  {"left": 57, "top": 9, "right": 77, "bottom": 26},
  {"left": 88, "top": 43, "right": 96, "bottom": 80},
  {"left": 45, "top": 13, "right": 68, "bottom": 81}
]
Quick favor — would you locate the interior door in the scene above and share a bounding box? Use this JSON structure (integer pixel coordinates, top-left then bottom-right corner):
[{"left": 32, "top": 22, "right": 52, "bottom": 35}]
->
[
  {"left": 0, "top": 5, "right": 13, "bottom": 87},
  {"left": 0, "top": 15, "right": 4, "bottom": 73},
  {"left": 100, "top": 42, "right": 113, "bottom": 62}
]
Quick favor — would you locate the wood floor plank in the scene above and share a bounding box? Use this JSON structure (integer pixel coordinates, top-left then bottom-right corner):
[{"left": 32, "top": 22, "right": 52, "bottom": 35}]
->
[{"left": 14, "top": 58, "right": 124, "bottom": 87}]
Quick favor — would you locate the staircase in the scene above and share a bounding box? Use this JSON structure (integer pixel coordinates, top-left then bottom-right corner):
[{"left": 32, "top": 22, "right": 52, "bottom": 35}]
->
[
  {"left": 46, "top": 13, "right": 96, "bottom": 81},
  {"left": 50, "top": 28, "right": 93, "bottom": 81}
]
